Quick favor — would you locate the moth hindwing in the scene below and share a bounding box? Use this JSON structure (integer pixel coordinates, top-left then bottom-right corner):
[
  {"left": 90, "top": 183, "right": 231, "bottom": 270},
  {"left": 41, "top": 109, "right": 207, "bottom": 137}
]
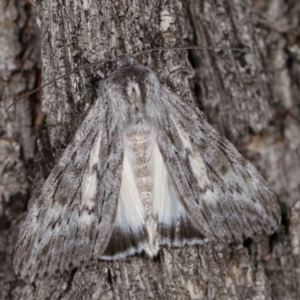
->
[{"left": 14, "top": 54, "right": 281, "bottom": 281}]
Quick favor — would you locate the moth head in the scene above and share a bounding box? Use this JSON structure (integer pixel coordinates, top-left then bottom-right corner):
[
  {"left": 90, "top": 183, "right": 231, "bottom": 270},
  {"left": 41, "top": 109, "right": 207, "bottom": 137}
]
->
[{"left": 113, "top": 55, "right": 137, "bottom": 70}]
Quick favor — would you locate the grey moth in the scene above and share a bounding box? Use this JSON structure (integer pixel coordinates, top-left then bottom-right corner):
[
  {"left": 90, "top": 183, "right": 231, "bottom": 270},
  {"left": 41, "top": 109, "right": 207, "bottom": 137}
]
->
[{"left": 14, "top": 54, "right": 281, "bottom": 281}]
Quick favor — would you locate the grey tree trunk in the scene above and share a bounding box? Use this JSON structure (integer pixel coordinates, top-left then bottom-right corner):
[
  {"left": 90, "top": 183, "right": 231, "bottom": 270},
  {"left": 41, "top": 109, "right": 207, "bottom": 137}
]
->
[{"left": 1, "top": 0, "right": 300, "bottom": 299}]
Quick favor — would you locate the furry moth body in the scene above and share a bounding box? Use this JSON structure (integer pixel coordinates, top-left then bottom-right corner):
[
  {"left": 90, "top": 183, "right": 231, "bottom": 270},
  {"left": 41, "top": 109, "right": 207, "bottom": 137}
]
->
[{"left": 14, "top": 55, "right": 281, "bottom": 281}]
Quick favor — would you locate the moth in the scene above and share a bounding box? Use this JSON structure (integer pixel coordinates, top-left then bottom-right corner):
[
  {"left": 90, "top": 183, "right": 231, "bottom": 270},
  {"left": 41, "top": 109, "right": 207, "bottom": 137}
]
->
[{"left": 14, "top": 54, "right": 281, "bottom": 281}]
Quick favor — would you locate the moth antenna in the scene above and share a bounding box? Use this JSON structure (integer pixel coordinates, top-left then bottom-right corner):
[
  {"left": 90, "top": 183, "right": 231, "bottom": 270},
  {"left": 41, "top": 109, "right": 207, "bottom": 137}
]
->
[
  {"left": 6, "top": 45, "right": 250, "bottom": 112},
  {"left": 5, "top": 58, "right": 115, "bottom": 112},
  {"left": 133, "top": 45, "right": 253, "bottom": 57}
]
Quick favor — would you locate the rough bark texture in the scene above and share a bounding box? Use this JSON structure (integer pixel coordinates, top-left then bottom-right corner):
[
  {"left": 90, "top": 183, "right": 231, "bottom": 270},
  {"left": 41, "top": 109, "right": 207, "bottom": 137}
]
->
[
  {"left": 1, "top": 0, "right": 300, "bottom": 299},
  {"left": 0, "top": 0, "right": 40, "bottom": 298}
]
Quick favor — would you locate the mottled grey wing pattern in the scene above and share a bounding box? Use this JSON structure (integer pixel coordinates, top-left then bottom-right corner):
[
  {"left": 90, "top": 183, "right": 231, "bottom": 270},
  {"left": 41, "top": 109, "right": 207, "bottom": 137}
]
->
[
  {"left": 157, "top": 86, "right": 281, "bottom": 242},
  {"left": 14, "top": 96, "right": 123, "bottom": 281}
]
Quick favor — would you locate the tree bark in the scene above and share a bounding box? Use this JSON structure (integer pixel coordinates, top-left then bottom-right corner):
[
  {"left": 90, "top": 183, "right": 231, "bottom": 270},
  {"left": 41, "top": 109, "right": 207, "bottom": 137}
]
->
[
  {"left": 0, "top": 0, "right": 40, "bottom": 298},
  {"left": 1, "top": 0, "right": 300, "bottom": 299}
]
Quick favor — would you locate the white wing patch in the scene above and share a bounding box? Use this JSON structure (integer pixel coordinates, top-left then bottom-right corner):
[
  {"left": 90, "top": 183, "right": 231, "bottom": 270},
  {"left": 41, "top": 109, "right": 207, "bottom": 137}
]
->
[
  {"left": 101, "top": 138, "right": 149, "bottom": 260},
  {"left": 114, "top": 145, "right": 145, "bottom": 231},
  {"left": 151, "top": 139, "right": 206, "bottom": 247},
  {"left": 152, "top": 141, "right": 180, "bottom": 226}
]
